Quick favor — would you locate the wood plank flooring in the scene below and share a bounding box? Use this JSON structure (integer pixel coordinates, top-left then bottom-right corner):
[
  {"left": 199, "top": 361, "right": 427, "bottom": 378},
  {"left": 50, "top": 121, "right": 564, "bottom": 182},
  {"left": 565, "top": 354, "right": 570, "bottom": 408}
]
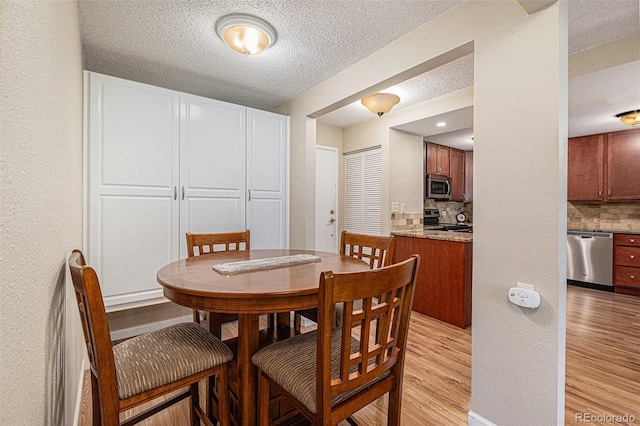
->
[{"left": 78, "top": 286, "right": 640, "bottom": 425}]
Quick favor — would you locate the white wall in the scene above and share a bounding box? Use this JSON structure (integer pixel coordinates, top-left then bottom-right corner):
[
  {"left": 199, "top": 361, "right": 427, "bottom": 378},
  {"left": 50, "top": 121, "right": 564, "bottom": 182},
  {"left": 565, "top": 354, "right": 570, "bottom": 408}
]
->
[
  {"left": 0, "top": 1, "right": 84, "bottom": 424},
  {"left": 471, "top": 2, "right": 567, "bottom": 424},
  {"left": 389, "top": 130, "right": 423, "bottom": 214}
]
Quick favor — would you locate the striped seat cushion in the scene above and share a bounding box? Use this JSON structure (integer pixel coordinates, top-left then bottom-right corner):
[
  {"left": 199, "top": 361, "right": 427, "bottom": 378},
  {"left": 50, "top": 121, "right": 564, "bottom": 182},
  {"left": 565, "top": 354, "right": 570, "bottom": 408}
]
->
[
  {"left": 251, "top": 329, "right": 389, "bottom": 414},
  {"left": 113, "top": 322, "right": 233, "bottom": 399}
]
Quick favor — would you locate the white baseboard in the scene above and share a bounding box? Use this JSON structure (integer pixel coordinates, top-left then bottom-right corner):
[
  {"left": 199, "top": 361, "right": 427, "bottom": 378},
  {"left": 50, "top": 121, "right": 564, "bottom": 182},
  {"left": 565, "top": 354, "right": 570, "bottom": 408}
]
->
[
  {"left": 109, "top": 314, "right": 192, "bottom": 341},
  {"left": 73, "top": 359, "right": 87, "bottom": 426},
  {"left": 468, "top": 411, "right": 498, "bottom": 426}
]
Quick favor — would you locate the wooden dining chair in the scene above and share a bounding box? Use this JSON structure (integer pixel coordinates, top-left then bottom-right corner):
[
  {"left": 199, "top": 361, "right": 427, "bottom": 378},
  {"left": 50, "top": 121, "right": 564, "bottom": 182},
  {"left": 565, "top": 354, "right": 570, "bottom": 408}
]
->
[
  {"left": 252, "top": 254, "right": 420, "bottom": 425},
  {"left": 68, "top": 250, "right": 232, "bottom": 426},
  {"left": 186, "top": 230, "right": 250, "bottom": 337},
  {"left": 294, "top": 231, "right": 396, "bottom": 332}
]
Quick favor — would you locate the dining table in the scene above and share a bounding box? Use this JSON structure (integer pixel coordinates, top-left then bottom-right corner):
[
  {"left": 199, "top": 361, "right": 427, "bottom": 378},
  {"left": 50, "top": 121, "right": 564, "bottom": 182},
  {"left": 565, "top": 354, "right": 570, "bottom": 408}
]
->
[{"left": 156, "top": 248, "right": 370, "bottom": 426}]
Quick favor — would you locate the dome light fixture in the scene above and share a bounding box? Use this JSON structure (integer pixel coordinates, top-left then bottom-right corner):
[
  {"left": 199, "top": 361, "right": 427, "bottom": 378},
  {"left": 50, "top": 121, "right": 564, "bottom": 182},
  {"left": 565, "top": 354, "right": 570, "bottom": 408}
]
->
[
  {"left": 361, "top": 93, "right": 400, "bottom": 117},
  {"left": 215, "top": 14, "right": 276, "bottom": 56},
  {"left": 616, "top": 110, "right": 640, "bottom": 126}
]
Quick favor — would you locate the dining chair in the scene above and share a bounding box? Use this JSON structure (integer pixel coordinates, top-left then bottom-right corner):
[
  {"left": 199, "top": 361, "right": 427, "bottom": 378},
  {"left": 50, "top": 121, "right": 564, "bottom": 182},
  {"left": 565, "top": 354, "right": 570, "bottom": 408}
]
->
[
  {"left": 68, "top": 250, "right": 233, "bottom": 426},
  {"left": 186, "top": 230, "right": 250, "bottom": 337},
  {"left": 252, "top": 254, "right": 420, "bottom": 425},
  {"left": 294, "top": 231, "right": 396, "bottom": 332}
]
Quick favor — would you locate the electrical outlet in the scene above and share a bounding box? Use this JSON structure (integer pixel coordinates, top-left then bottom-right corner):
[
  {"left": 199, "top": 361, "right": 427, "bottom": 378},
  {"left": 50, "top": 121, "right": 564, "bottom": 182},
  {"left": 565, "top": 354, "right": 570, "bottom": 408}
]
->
[
  {"left": 400, "top": 203, "right": 406, "bottom": 213},
  {"left": 391, "top": 202, "right": 399, "bottom": 213},
  {"left": 442, "top": 211, "right": 447, "bottom": 216}
]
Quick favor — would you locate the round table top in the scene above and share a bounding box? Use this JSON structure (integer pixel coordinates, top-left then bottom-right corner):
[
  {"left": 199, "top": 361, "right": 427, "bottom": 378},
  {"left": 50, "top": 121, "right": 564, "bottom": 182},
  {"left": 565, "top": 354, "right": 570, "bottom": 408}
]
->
[{"left": 156, "top": 249, "right": 369, "bottom": 314}]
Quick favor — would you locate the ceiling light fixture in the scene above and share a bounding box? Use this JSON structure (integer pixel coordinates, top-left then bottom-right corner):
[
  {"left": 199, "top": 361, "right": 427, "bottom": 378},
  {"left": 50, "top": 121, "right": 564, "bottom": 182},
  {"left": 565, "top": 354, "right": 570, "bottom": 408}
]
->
[
  {"left": 436, "top": 122, "right": 447, "bottom": 127},
  {"left": 215, "top": 14, "right": 276, "bottom": 56},
  {"left": 616, "top": 110, "right": 640, "bottom": 126},
  {"left": 361, "top": 93, "right": 400, "bottom": 117}
]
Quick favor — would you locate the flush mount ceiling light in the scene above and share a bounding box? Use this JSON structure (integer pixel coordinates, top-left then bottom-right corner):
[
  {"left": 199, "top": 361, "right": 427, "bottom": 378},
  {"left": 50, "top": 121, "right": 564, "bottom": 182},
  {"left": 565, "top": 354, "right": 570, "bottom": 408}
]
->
[
  {"left": 215, "top": 14, "right": 276, "bottom": 56},
  {"left": 436, "top": 122, "right": 447, "bottom": 127},
  {"left": 361, "top": 93, "right": 400, "bottom": 117},
  {"left": 616, "top": 110, "right": 640, "bottom": 126}
]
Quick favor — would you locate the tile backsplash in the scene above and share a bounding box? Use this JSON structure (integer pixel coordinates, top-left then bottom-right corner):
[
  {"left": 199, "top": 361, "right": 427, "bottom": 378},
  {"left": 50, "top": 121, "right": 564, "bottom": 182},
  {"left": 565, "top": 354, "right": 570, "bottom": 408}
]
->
[
  {"left": 390, "top": 212, "right": 423, "bottom": 231},
  {"left": 424, "top": 200, "right": 473, "bottom": 224},
  {"left": 568, "top": 202, "right": 640, "bottom": 232}
]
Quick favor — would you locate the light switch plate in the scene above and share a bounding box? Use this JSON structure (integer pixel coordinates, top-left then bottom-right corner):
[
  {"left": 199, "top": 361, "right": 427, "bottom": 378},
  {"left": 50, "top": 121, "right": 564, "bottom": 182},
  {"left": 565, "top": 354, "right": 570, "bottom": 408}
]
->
[{"left": 391, "top": 202, "right": 399, "bottom": 213}]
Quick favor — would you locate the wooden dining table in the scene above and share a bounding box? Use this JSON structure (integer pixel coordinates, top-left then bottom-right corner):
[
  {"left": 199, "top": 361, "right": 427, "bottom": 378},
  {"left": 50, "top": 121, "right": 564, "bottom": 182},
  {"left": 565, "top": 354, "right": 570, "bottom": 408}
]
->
[{"left": 156, "top": 248, "right": 369, "bottom": 426}]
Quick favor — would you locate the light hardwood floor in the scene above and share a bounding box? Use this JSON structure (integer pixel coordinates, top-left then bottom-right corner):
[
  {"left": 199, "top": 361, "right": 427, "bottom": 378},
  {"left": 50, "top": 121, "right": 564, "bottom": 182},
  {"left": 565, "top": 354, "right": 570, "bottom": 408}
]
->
[{"left": 79, "top": 286, "right": 640, "bottom": 425}]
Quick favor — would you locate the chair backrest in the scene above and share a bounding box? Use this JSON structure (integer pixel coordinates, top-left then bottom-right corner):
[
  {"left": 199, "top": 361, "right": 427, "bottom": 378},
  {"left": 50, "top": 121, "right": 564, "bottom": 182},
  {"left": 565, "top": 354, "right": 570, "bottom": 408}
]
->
[
  {"left": 340, "top": 231, "right": 395, "bottom": 269},
  {"left": 68, "top": 250, "right": 119, "bottom": 423},
  {"left": 316, "top": 254, "right": 420, "bottom": 419},
  {"left": 186, "top": 230, "right": 251, "bottom": 257}
]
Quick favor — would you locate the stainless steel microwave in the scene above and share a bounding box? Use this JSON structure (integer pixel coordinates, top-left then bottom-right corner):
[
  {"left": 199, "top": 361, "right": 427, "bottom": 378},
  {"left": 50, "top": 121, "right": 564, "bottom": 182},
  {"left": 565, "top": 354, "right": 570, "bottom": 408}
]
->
[{"left": 426, "top": 174, "right": 452, "bottom": 199}]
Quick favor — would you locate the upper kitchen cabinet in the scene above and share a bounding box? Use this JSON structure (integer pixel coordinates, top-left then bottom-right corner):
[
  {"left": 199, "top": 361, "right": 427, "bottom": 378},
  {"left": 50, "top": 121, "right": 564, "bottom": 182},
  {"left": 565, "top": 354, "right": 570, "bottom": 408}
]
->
[
  {"left": 568, "top": 134, "right": 605, "bottom": 201},
  {"left": 567, "top": 129, "right": 640, "bottom": 202},
  {"left": 607, "top": 129, "right": 640, "bottom": 201},
  {"left": 426, "top": 142, "right": 450, "bottom": 175},
  {"left": 85, "top": 72, "right": 288, "bottom": 311},
  {"left": 449, "top": 148, "right": 464, "bottom": 201},
  {"left": 464, "top": 150, "right": 473, "bottom": 202}
]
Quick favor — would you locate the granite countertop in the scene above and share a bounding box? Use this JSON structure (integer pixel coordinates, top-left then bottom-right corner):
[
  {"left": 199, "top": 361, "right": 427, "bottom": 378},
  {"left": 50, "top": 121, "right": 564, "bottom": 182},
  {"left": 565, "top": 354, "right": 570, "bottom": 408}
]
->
[
  {"left": 392, "top": 229, "right": 473, "bottom": 243},
  {"left": 568, "top": 227, "right": 640, "bottom": 235}
]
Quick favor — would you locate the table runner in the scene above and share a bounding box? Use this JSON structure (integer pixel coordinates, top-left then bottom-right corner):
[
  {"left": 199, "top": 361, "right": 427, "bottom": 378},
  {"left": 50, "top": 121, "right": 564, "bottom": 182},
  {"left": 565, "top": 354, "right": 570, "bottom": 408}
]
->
[{"left": 212, "top": 254, "right": 321, "bottom": 275}]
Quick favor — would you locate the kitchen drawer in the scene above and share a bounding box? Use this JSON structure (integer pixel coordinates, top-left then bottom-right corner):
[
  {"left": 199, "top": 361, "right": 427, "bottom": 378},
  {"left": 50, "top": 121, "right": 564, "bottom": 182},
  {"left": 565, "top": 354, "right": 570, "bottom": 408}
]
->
[
  {"left": 614, "top": 266, "right": 640, "bottom": 288},
  {"left": 614, "top": 246, "right": 640, "bottom": 267},
  {"left": 614, "top": 233, "right": 640, "bottom": 247}
]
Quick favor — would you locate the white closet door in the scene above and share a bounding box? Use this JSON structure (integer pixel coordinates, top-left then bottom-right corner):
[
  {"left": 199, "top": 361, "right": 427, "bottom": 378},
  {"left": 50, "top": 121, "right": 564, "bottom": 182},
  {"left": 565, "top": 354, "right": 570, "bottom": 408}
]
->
[
  {"left": 344, "top": 148, "right": 382, "bottom": 235},
  {"left": 86, "top": 72, "right": 180, "bottom": 310},
  {"left": 246, "top": 108, "right": 288, "bottom": 249},
  {"left": 179, "top": 93, "right": 246, "bottom": 257}
]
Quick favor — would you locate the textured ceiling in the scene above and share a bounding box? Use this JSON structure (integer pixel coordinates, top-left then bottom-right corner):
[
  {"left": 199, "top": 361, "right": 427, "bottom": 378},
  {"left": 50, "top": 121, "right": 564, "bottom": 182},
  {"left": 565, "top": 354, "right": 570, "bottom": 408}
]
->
[
  {"left": 78, "top": 0, "right": 640, "bottom": 145},
  {"left": 78, "top": 0, "right": 464, "bottom": 112}
]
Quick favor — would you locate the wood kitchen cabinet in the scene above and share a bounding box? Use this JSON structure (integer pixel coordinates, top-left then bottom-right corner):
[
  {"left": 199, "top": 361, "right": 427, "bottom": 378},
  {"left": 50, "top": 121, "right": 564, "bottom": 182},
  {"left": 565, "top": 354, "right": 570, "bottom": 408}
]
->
[
  {"left": 568, "top": 134, "right": 604, "bottom": 201},
  {"left": 567, "top": 128, "right": 640, "bottom": 202},
  {"left": 614, "top": 233, "right": 640, "bottom": 297},
  {"left": 449, "top": 148, "right": 464, "bottom": 201},
  {"left": 607, "top": 129, "right": 640, "bottom": 200},
  {"left": 464, "top": 150, "right": 473, "bottom": 202},
  {"left": 393, "top": 235, "right": 472, "bottom": 328},
  {"left": 426, "top": 142, "right": 450, "bottom": 175}
]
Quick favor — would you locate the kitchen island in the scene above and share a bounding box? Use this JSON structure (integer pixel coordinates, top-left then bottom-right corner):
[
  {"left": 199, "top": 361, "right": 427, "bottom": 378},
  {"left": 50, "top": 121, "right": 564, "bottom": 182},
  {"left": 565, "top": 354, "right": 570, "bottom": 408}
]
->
[{"left": 392, "top": 229, "right": 472, "bottom": 328}]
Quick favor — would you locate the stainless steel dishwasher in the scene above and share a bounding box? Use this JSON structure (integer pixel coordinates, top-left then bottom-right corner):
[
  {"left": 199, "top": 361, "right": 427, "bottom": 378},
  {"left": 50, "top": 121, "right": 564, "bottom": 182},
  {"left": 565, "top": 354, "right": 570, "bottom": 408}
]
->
[{"left": 567, "top": 231, "right": 613, "bottom": 287}]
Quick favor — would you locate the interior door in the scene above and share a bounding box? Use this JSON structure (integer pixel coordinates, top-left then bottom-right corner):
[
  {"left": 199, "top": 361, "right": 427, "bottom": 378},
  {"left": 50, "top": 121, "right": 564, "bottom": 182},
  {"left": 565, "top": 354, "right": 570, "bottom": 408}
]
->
[{"left": 315, "top": 145, "right": 338, "bottom": 252}]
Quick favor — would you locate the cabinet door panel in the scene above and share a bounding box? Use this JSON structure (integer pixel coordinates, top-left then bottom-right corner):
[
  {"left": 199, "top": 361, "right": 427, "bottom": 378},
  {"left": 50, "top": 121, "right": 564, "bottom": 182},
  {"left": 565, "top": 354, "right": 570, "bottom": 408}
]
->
[
  {"left": 99, "top": 196, "right": 175, "bottom": 306},
  {"left": 100, "top": 83, "right": 176, "bottom": 187},
  {"left": 246, "top": 109, "right": 287, "bottom": 249},
  {"left": 449, "top": 149, "right": 464, "bottom": 201},
  {"left": 607, "top": 130, "right": 640, "bottom": 200},
  {"left": 567, "top": 135, "right": 604, "bottom": 201},
  {"left": 437, "top": 145, "right": 450, "bottom": 176},
  {"left": 184, "top": 197, "right": 245, "bottom": 234},
  {"left": 179, "top": 94, "right": 247, "bottom": 256},
  {"left": 426, "top": 143, "right": 438, "bottom": 174}
]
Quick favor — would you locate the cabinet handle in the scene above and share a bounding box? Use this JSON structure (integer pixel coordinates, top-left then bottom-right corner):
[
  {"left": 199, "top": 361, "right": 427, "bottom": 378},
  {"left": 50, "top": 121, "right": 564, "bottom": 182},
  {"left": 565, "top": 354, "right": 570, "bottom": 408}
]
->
[
  {"left": 631, "top": 239, "right": 635, "bottom": 243},
  {"left": 631, "top": 275, "right": 635, "bottom": 280},
  {"left": 248, "top": 189, "right": 252, "bottom": 201},
  {"left": 598, "top": 190, "right": 602, "bottom": 198},
  {"left": 608, "top": 189, "right": 611, "bottom": 196},
  {"left": 173, "top": 186, "right": 177, "bottom": 200},
  {"left": 631, "top": 255, "right": 635, "bottom": 260},
  {"left": 181, "top": 186, "right": 185, "bottom": 200}
]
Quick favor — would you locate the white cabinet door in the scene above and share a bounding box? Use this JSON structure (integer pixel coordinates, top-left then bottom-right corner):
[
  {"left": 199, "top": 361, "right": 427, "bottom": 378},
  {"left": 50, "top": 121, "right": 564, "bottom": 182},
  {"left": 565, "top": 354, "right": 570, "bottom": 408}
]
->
[
  {"left": 246, "top": 108, "right": 288, "bottom": 249},
  {"left": 86, "top": 72, "right": 180, "bottom": 310},
  {"left": 179, "top": 94, "right": 246, "bottom": 257}
]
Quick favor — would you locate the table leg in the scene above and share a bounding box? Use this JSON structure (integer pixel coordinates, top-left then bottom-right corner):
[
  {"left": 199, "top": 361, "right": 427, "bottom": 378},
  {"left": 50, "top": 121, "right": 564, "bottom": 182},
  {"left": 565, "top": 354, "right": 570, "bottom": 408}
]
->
[{"left": 237, "top": 313, "right": 260, "bottom": 426}]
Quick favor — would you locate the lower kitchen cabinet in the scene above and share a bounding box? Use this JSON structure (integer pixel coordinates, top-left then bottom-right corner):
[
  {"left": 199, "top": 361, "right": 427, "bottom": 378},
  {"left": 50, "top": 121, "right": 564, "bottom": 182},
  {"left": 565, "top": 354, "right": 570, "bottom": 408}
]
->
[
  {"left": 614, "top": 233, "right": 640, "bottom": 297},
  {"left": 393, "top": 235, "right": 472, "bottom": 328}
]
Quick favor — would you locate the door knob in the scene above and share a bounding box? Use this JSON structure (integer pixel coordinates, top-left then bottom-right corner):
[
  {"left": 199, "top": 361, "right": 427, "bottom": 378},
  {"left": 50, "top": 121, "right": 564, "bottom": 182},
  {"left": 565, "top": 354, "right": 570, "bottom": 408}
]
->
[
  {"left": 330, "top": 209, "right": 335, "bottom": 214},
  {"left": 329, "top": 218, "right": 336, "bottom": 224}
]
